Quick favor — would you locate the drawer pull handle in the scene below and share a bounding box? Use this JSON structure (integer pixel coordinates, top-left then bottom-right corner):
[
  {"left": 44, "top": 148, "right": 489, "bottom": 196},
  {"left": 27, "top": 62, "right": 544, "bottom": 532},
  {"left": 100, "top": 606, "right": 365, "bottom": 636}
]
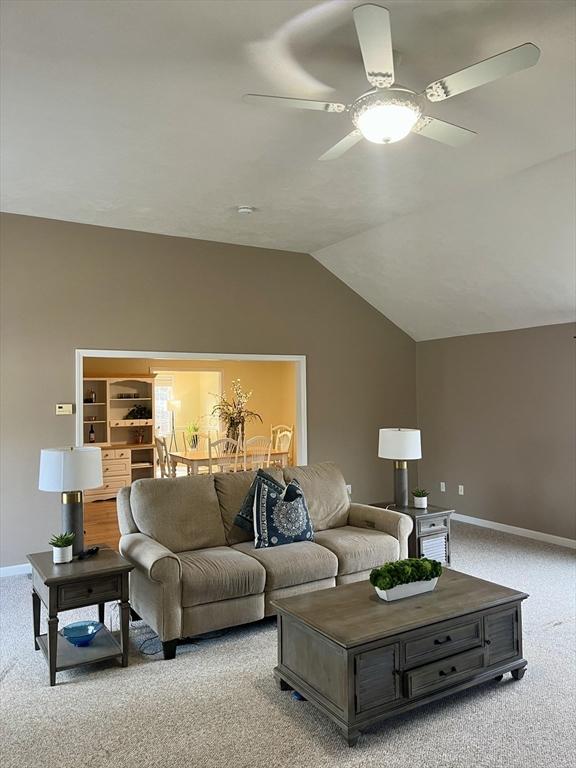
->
[
  {"left": 438, "top": 666, "right": 457, "bottom": 677},
  {"left": 87, "top": 587, "right": 93, "bottom": 594},
  {"left": 434, "top": 635, "right": 452, "bottom": 645}
]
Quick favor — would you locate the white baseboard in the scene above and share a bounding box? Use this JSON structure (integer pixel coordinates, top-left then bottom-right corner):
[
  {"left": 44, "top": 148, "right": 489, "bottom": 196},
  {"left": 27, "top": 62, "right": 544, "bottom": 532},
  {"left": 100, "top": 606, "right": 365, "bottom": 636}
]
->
[
  {"left": 452, "top": 513, "right": 576, "bottom": 550},
  {"left": 0, "top": 563, "right": 32, "bottom": 578}
]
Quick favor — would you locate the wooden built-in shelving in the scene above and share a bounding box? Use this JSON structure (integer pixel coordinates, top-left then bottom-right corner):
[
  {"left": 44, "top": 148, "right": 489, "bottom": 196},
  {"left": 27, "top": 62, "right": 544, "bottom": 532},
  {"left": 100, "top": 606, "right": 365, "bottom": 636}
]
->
[{"left": 82, "top": 376, "right": 156, "bottom": 500}]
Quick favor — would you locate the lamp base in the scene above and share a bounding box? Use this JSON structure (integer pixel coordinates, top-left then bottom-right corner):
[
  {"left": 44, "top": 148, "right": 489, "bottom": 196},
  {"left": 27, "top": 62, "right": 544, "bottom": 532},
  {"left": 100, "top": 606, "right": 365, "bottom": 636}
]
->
[
  {"left": 393, "top": 461, "right": 409, "bottom": 508},
  {"left": 61, "top": 491, "right": 84, "bottom": 555}
]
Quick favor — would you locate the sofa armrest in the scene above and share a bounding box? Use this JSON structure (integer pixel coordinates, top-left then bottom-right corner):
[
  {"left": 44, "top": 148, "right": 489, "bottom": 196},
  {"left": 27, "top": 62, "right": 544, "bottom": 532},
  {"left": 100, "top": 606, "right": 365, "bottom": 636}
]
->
[
  {"left": 347, "top": 503, "right": 413, "bottom": 559},
  {"left": 119, "top": 533, "right": 181, "bottom": 585}
]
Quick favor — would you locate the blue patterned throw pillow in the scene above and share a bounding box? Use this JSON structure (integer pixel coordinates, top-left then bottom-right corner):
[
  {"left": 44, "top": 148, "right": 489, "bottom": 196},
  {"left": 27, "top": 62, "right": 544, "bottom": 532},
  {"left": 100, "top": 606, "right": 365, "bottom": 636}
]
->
[
  {"left": 234, "top": 469, "right": 284, "bottom": 532},
  {"left": 253, "top": 478, "right": 314, "bottom": 548}
]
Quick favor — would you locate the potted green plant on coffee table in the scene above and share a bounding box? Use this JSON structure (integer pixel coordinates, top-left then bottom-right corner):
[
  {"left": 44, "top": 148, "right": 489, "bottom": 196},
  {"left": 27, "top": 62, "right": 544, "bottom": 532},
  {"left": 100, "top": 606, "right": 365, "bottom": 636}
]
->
[{"left": 370, "top": 557, "right": 442, "bottom": 601}]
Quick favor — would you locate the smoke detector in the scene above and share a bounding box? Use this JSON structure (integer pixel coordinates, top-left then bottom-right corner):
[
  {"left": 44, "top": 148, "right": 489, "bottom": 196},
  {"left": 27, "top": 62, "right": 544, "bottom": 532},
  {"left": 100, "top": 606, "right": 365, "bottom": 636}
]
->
[{"left": 236, "top": 205, "right": 256, "bottom": 214}]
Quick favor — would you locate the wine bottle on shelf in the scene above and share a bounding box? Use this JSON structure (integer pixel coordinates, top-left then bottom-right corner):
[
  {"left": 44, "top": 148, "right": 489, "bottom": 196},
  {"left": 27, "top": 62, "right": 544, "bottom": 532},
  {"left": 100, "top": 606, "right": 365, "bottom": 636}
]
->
[{"left": 89, "top": 424, "right": 96, "bottom": 443}]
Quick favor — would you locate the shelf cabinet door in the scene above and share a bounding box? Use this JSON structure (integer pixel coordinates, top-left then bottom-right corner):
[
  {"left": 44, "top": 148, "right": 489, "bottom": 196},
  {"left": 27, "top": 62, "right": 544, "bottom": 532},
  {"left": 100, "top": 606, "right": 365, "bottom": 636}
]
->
[
  {"left": 355, "top": 643, "right": 401, "bottom": 714},
  {"left": 484, "top": 606, "right": 520, "bottom": 666}
]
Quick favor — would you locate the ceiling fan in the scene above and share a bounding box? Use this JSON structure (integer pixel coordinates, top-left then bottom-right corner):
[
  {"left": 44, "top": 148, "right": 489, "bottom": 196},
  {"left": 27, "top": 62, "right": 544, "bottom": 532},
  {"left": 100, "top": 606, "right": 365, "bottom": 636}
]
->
[{"left": 244, "top": 3, "right": 540, "bottom": 160}]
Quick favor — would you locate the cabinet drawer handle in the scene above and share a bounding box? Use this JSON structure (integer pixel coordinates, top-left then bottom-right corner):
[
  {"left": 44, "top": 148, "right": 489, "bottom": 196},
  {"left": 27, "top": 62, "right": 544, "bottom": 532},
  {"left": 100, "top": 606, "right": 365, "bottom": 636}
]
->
[
  {"left": 87, "top": 587, "right": 93, "bottom": 594},
  {"left": 434, "top": 635, "right": 452, "bottom": 645},
  {"left": 438, "top": 666, "right": 457, "bottom": 677}
]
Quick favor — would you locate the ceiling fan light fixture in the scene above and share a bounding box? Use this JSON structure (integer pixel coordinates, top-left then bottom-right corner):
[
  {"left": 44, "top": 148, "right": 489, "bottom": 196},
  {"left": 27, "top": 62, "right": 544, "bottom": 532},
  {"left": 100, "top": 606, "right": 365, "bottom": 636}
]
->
[{"left": 352, "top": 90, "right": 422, "bottom": 144}]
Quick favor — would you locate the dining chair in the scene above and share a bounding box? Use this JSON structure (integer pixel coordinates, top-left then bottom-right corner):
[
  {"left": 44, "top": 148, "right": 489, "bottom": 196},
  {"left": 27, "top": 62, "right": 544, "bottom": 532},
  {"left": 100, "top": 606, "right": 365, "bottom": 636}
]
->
[
  {"left": 243, "top": 435, "right": 272, "bottom": 471},
  {"left": 209, "top": 437, "right": 240, "bottom": 474},
  {"left": 271, "top": 424, "right": 294, "bottom": 465},
  {"left": 155, "top": 436, "right": 173, "bottom": 478}
]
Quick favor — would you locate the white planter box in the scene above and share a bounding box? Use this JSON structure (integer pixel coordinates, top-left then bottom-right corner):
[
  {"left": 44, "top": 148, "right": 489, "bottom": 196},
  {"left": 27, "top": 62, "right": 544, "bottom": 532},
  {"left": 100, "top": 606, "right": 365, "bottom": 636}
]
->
[
  {"left": 375, "top": 577, "right": 438, "bottom": 602},
  {"left": 413, "top": 496, "right": 428, "bottom": 509}
]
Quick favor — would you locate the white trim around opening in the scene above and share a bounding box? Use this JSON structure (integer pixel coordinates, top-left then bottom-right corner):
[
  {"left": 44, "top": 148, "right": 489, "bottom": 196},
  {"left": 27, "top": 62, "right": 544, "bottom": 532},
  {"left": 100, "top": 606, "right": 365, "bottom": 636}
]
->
[{"left": 75, "top": 349, "right": 307, "bottom": 464}]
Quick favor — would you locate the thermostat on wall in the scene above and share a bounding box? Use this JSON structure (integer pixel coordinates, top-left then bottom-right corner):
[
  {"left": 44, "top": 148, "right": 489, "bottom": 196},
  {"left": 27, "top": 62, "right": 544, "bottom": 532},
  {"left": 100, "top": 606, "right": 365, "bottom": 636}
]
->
[{"left": 55, "top": 403, "right": 74, "bottom": 415}]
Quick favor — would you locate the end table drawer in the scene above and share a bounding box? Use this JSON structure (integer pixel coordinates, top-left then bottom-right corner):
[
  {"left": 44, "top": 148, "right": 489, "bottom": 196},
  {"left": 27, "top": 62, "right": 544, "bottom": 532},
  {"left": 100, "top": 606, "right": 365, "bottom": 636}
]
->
[
  {"left": 58, "top": 575, "right": 121, "bottom": 609},
  {"left": 404, "top": 618, "right": 482, "bottom": 666},
  {"left": 417, "top": 516, "right": 448, "bottom": 534},
  {"left": 405, "top": 648, "right": 485, "bottom": 698}
]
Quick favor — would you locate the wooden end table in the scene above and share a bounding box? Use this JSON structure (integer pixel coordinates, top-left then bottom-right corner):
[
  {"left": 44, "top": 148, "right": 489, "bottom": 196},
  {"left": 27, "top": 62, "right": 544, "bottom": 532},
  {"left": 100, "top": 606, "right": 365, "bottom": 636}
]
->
[
  {"left": 372, "top": 502, "right": 454, "bottom": 565},
  {"left": 27, "top": 548, "right": 133, "bottom": 686}
]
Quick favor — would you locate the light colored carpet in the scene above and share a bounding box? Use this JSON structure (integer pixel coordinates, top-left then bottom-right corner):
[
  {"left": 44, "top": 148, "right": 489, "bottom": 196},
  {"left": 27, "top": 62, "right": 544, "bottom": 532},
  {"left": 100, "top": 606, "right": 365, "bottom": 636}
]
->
[{"left": 1, "top": 522, "right": 575, "bottom": 768}]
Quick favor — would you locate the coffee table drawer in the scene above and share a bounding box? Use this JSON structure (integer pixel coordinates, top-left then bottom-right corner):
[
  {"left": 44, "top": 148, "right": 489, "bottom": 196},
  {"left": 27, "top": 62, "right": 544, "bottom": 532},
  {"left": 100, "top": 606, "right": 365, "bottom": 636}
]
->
[
  {"left": 58, "top": 575, "right": 121, "bottom": 609},
  {"left": 404, "top": 618, "right": 482, "bottom": 666},
  {"left": 405, "top": 648, "right": 485, "bottom": 698}
]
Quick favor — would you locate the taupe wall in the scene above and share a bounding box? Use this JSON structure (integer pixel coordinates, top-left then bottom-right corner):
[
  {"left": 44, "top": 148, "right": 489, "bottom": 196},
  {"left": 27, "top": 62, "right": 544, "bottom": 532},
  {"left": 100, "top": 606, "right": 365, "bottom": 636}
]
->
[
  {"left": 417, "top": 324, "right": 576, "bottom": 539},
  {"left": 0, "top": 213, "right": 416, "bottom": 567}
]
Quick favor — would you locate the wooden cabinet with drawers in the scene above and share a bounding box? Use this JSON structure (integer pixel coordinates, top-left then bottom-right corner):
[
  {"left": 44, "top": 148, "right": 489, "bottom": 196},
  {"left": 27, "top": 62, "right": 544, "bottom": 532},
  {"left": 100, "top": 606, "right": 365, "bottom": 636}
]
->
[
  {"left": 82, "top": 376, "right": 156, "bottom": 500},
  {"left": 273, "top": 570, "right": 528, "bottom": 747}
]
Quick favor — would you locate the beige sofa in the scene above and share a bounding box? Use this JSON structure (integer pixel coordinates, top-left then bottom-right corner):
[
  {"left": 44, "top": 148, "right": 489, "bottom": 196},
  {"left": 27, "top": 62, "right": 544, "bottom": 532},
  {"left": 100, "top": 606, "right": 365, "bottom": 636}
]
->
[{"left": 117, "top": 462, "right": 412, "bottom": 659}]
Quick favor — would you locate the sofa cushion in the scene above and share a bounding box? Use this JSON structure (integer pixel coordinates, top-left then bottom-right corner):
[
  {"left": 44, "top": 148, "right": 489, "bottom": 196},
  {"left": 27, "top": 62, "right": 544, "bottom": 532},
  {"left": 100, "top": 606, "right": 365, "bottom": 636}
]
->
[
  {"left": 233, "top": 540, "right": 338, "bottom": 591},
  {"left": 313, "top": 526, "right": 400, "bottom": 576},
  {"left": 282, "top": 462, "right": 349, "bottom": 531},
  {"left": 130, "top": 475, "right": 226, "bottom": 553},
  {"left": 214, "top": 468, "right": 284, "bottom": 545},
  {"left": 180, "top": 547, "right": 266, "bottom": 608},
  {"left": 254, "top": 479, "right": 313, "bottom": 548}
]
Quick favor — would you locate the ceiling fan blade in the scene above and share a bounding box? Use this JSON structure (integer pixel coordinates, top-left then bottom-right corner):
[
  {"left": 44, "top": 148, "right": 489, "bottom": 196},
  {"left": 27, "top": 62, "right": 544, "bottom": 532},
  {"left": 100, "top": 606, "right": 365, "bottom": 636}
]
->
[
  {"left": 243, "top": 94, "right": 346, "bottom": 112},
  {"left": 412, "top": 116, "right": 476, "bottom": 147},
  {"left": 425, "top": 43, "right": 540, "bottom": 102},
  {"left": 319, "top": 130, "right": 363, "bottom": 161},
  {"left": 352, "top": 4, "right": 394, "bottom": 88}
]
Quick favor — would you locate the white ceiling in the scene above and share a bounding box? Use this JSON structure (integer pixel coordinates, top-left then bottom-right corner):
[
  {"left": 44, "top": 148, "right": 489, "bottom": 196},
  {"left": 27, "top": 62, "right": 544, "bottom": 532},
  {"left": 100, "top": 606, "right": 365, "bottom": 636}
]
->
[{"left": 1, "top": 0, "right": 575, "bottom": 339}]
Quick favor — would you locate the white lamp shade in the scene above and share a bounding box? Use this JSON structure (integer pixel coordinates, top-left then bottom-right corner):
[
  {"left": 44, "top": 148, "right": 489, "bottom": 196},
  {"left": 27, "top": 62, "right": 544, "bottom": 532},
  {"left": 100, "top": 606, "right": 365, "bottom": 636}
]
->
[
  {"left": 167, "top": 399, "right": 181, "bottom": 413},
  {"left": 39, "top": 446, "right": 103, "bottom": 492},
  {"left": 378, "top": 428, "right": 422, "bottom": 460}
]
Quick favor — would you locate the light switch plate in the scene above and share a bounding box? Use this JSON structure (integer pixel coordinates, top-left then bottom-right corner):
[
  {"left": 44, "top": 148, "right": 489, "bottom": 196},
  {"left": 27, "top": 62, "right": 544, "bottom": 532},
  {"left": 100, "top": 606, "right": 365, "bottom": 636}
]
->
[
  {"left": 440, "top": 482, "right": 446, "bottom": 492},
  {"left": 55, "top": 403, "right": 74, "bottom": 415},
  {"left": 346, "top": 484, "right": 352, "bottom": 497},
  {"left": 458, "top": 484, "right": 464, "bottom": 495}
]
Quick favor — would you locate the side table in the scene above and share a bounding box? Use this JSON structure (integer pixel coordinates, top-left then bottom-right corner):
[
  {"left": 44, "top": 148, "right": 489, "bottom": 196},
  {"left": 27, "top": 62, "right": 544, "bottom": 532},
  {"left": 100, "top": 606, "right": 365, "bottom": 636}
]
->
[
  {"left": 27, "top": 547, "right": 133, "bottom": 686},
  {"left": 371, "top": 503, "right": 454, "bottom": 565}
]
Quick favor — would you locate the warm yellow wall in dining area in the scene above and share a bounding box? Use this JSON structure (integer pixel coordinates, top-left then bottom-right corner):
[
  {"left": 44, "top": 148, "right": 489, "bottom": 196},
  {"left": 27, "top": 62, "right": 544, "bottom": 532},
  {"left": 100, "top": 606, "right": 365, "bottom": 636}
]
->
[{"left": 83, "top": 357, "right": 298, "bottom": 450}]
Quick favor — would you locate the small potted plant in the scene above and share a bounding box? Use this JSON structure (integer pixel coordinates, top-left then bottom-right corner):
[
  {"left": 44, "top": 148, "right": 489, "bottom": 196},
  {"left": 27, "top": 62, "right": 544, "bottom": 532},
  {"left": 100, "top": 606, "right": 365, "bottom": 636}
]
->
[
  {"left": 412, "top": 488, "right": 429, "bottom": 509},
  {"left": 49, "top": 532, "right": 75, "bottom": 564},
  {"left": 370, "top": 557, "right": 442, "bottom": 601},
  {"left": 186, "top": 421, "right": 200, "bottom": 450}
]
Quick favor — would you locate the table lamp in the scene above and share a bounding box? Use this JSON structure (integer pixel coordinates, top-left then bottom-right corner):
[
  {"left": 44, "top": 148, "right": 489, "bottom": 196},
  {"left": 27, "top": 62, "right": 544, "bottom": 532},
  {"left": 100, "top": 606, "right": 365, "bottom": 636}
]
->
[
  {"left": 167, "top": 399, "right": 181, "bottom": 451},
  {"left": 39, "top": 446, "right": 103, "bottom": 555},
  {"left": 378, "top": 428, "right": 422, "bottom": 508}
]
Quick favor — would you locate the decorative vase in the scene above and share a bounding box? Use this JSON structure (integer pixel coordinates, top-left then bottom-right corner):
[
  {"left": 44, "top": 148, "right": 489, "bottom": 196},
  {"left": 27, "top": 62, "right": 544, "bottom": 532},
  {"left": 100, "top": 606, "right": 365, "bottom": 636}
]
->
[
  {"left": 375, "top": 577, "right": 438, "bottom": 602},
  {"left": 188, "top": 433, "right": 199, "bottom": 450},
  {"left": 53, "top": 545, "right": 73, "bottom": 564},
  {"left": 413, "top": 496, "right": 428, "bottom": 509}
]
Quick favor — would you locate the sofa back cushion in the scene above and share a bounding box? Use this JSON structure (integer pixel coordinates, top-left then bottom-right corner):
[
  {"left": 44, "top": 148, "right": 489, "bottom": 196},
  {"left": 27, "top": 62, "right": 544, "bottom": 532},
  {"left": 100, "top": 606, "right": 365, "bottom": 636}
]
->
[
  {"left": 282, "top": 462, "right": 349, "bottom": 531},
  {"left": 214, "top": 468, "right": 284, "bottom": 545},
  {"left": 129, "top": 475, "right": 226, "bottom": 553}
]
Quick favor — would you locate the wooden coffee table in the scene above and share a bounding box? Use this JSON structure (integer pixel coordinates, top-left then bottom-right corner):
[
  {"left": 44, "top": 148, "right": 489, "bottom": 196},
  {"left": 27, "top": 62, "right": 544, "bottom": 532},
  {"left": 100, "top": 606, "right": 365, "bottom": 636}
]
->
[{"left": 272, "top": 569, "right": 528, "bottom": 746}]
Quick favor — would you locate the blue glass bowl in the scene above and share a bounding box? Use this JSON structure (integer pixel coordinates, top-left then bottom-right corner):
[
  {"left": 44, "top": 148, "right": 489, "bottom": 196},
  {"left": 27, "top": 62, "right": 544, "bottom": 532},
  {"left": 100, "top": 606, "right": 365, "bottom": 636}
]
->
[{"left": 62, "top": 620, "right": 103, "bottom": 647}]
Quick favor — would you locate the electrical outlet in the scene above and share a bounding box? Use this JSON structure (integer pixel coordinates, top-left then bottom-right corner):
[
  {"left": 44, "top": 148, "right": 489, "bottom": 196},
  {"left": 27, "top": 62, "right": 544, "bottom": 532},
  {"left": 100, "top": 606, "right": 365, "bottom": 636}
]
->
[
  {"left": 345, "top": 484, "right": 352, "bottom": 497},
  {"left": 458, "top": 484, "right": 464, "bottom": 495},
  {"left": 440, "top": 482, "right": 446, "bottom": 493}
]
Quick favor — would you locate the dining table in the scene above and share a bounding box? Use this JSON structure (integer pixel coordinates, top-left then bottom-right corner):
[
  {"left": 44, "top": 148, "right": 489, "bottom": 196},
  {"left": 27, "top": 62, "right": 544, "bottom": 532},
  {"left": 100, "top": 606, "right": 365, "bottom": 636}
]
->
[{"left": 168, "top": 448, "right": 291, "bottom": 476}]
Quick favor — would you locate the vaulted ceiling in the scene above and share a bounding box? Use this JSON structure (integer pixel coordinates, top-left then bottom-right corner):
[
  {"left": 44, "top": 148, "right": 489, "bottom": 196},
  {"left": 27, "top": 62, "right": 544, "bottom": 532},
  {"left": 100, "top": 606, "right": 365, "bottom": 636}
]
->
[{"left": 1, "top": 0, "right": 575, "bottom": 339}]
